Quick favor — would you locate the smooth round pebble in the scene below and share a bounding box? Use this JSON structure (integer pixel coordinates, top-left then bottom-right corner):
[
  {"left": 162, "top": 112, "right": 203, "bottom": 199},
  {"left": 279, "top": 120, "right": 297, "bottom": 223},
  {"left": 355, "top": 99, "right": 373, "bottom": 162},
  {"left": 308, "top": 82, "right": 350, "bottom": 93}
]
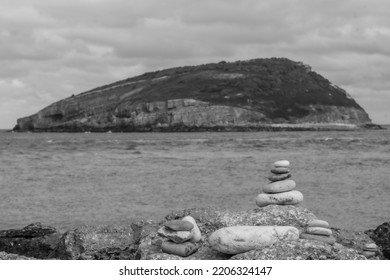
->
[
  {"left": 161, "top": 241, "right": 198, "bottom": 257},
  {"left": 300, "top": 233, "right": 336, "bottom": 245},
  {"left": 363, "top": 243, "right": 378, "bottom": 251},
  {"left": 268, "top": 173, "right": 291, "bottom": 182},
  {"left": 164, "top": 220, "right": 194, "bottom": 231},
  {"left": 270, "top": 167, "right": 290, "bottom": 174},
  {"left": 306, "top": 227, "right": 332, "bottom": 236},
  {"left": 274, "top": 160, "right": 290, "bottom": 168},
  {"left": 262, "top": 179, "right": 296, "bottom": 194},
  {"left": 182, "top": 216, "right": 202, "bottom": 243},
  {"left": 209, "top": 226, "right": 299, "bottom": 254},
  {"left": 362, "top": 251, "right": 377, "bottom": 258},
  {"left": 256, "top": 190, "right": 303, "bottom": 207},
  {"left": 307, "top": 220, "right": 330, "bottom": 228}
]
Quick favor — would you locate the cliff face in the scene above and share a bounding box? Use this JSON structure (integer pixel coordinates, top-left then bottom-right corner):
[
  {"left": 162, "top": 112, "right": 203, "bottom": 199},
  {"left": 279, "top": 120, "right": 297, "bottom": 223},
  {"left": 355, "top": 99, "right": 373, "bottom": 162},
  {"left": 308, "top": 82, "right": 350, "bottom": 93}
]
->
[{"left": 15, "top": 58, "right": 372, "bottom": 132}]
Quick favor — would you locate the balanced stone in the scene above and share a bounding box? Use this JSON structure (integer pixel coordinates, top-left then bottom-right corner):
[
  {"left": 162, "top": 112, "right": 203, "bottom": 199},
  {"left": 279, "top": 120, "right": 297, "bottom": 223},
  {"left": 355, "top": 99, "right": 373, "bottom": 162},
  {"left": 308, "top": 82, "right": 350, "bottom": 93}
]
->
[
  {"left": 300, "top": 233, "right": 336, "bottom": 245},
  {"left": 306, "top": 227, "right": 332, "bottom": 236},
  {"left": 270, "top": 167, "right": 290, "bottom": 174},
  {"left": 363, "top": 243, "right": 378, "bottom": 251},
  {"left": 362, "top": 251, "right": 377, "bottom": 258},
  {"left": 161, "top": 241, "right": 198, "bottom": 257},
  {"left": 182, "top": 216, "right": 201, "bottom": 243},
  {"left": 256, "top": 190, "right": 303, "bottom": 207},
  {"left": 262, "top": 179, "right": 296, "bottom": 194},
  {"left": 164, "top": 220, "right": 194, "bottom": 231},
  {"left": 274, "top": 160, "right": 290, "bottom": 168},
  {"left": 307, "top": 219, "right": 330, "bottom": 228},
  {"left": 268, "top": 173, "right": 291, "bottom": 182},
  {"left": 209, "top": 226, "right": 299, "bottom": 254},
  {"left": 157, "top": 226, "right": 193, "bottom": 243}
]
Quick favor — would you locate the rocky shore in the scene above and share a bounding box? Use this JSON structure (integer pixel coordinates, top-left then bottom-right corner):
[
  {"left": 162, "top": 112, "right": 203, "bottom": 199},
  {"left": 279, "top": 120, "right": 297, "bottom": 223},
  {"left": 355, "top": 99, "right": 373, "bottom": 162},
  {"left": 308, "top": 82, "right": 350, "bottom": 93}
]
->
[{"left": 0, "top": 206, "right": 388, "bottom": 260}]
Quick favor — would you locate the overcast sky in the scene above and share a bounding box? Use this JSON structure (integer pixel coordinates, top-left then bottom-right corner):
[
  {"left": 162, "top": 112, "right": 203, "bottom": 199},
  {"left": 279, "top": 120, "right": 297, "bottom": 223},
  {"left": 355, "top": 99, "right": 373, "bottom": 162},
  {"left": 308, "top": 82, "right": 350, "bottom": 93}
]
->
[{"left": 1, "top": 0, "right": 389, "bottom": 128}]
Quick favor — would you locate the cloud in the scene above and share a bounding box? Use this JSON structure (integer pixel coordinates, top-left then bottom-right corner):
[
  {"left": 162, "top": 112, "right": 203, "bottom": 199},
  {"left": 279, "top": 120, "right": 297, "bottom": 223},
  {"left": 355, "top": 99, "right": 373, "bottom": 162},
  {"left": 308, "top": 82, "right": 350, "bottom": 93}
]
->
[{"left": 1, "top": 0, "right": 390, "bottom": 128}]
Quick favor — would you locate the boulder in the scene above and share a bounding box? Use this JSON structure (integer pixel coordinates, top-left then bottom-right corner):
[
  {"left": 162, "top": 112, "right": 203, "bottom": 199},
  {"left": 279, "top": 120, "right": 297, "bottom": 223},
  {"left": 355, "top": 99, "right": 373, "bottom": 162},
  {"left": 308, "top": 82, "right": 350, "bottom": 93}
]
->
[
  {"left": 209, "top": 226, "right": 299, "bottom": 254},
  {"left": 365, "top": 222, "right": 390, "bottom": 259},
  {"left": 0, "top": 223, "right": 61, "bottom": 259},
  {"left": 54, "top": 224, "right": 137, "bottom": 260},
  {"left": 231, "top": 239, "right": 366, "bottom": 260}
]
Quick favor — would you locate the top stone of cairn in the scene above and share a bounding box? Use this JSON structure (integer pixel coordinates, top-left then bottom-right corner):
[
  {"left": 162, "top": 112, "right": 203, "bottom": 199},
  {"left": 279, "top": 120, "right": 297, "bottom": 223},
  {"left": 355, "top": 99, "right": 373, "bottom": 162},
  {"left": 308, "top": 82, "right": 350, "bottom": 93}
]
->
[{"left": 274, "top": 160, "right": 290, "bottom": 168}]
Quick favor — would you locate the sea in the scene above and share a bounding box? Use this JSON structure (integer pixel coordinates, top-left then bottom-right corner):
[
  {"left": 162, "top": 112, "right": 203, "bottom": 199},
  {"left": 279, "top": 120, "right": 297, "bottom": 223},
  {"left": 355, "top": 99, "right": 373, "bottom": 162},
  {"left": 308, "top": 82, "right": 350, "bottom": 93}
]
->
[{"left": 0, "top": 127, "right": 389, "bottom": 232}]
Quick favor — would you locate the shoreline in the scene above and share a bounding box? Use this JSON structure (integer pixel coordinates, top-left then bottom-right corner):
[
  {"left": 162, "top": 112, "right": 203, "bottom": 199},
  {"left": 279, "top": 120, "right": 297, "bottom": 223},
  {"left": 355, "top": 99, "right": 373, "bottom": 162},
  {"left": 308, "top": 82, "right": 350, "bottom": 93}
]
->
[{"left": 10, "top": 122, "right": 386, "bottom": 133}]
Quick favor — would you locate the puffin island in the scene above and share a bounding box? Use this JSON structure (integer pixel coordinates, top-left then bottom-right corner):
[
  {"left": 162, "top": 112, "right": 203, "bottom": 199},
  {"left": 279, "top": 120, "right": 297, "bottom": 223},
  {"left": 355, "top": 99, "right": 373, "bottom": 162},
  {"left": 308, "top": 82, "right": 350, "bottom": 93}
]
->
[
  {"left": 1, "top": 159, "right": 389, "bottom": 260},
  {"left": 13, "top": 58, "right": 380, "bottom": 132}
]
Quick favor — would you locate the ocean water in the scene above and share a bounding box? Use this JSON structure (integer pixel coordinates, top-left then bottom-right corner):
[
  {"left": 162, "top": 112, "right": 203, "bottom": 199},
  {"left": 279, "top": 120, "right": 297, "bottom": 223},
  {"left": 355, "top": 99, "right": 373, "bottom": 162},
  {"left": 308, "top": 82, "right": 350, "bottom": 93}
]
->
[{"left": 0, "top": 128, "right": 389, "bottom": 232}]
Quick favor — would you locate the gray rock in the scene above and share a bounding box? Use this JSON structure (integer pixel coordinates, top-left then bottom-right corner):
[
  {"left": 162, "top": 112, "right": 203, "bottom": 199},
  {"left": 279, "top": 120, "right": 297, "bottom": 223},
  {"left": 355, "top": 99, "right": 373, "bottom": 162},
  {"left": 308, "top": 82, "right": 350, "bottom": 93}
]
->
[
  {"left": 157, "top": 226, "right": 193, "bottom": 243},
  {"left": 0, "top": 223, "right": 61, "bottom": 259},
  {"left": 54, "top": 224, "right": 137, "bottom": 260}
]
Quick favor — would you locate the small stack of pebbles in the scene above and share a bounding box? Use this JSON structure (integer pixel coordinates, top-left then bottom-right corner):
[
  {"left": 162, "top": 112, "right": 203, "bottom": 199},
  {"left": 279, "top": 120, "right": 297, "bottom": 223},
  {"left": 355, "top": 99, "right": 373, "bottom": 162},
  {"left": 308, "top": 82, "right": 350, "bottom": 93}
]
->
[
  {"left": 157, "top": 216, "right": 201, "bottom": 257},
  {"left": 362, "top": 243, "right": 379, "bottom": 258},
  {"left": 256, "top": 160, "right": 304, "bottom": 207},
  {"left": 300, "top": 219, "right": 336, "bottom": 245}
]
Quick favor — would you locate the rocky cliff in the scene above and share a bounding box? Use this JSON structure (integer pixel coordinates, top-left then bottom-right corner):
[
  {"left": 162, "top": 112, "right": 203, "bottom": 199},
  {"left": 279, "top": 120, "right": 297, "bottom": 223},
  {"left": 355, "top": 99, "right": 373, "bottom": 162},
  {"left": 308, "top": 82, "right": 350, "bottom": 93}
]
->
[{"left": 14, "top": 58, "right": 372, "bottom": 132}]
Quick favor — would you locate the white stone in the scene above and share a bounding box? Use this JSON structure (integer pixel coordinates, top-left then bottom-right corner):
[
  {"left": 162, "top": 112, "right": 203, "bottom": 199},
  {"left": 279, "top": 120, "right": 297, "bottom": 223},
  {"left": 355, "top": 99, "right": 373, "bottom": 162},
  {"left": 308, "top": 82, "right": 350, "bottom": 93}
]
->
[
  {"left": 157, "top": 226, "right": 193, "bottom": 243},
  {"left": 274, "top": 160, "right": 290, "bottom": 168},
  {"left": 306, "top": 227, "right": 332, "bottom": 236},
  {"left": 256, "top": 190, "right": 303, "bottom": 207},
  {"left": 307, "top": 219, "right": 330, "bottom": 228},
  {"left": 182, "top": 216, "right": 202, "bottom": 243},
  {"left": 209, "top": 226, "right": 299, "bottom": 254},
  {"left": 262, "top": 179, "right": 296, "bottom": 194}
]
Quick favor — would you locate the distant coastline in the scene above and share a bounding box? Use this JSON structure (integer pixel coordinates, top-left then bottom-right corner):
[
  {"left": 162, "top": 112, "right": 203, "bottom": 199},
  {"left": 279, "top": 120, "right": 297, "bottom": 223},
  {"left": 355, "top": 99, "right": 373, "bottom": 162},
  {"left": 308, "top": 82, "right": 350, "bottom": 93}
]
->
[{"left": 7, "top": 122, "right": 386, "bottom": 133}]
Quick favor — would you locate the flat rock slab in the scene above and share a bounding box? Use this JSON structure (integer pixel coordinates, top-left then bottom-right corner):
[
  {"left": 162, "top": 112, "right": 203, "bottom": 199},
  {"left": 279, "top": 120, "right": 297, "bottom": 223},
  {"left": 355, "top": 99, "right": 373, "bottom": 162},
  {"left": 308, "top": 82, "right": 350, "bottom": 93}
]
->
[
  {"left": 300, "top": 233, "right": 336, "bottom": 245},
  {"left": 270, "top": 167, "right": 290, "bottom": 174},
  {"left": 274, "top": 160, "right": 290, "bottom": 167},
  {"left": 308, "top": 220, "right": 330, "bottom": 228},
  {"left": 164, "top": 220, "right": 194, "bottom": 231},
  {"left": 306, "top": 227, "right": 333, "bottom": 236},
  {"left": 268, "top": 173, "right": 292, "bottom": 182},
  {"left": 209, "top": 226, "right": 299, "bottom": 254}
]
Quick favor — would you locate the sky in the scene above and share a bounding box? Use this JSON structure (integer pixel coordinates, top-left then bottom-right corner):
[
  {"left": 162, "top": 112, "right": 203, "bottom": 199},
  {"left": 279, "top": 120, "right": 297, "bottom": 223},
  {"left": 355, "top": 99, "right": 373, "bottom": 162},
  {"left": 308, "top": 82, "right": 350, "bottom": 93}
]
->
[{"left": 1, "top": 0, "right": 389, "bottom": 128}]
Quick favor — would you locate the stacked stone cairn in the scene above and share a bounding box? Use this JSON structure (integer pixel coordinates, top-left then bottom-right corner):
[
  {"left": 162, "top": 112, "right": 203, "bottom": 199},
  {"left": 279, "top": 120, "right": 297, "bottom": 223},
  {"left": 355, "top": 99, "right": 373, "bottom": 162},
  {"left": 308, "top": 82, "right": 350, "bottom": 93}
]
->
[
  {"left": 362, "top": 243, "right": 379, "bottom": 258},
  {"left": 300, "top": 219, "right": 336, "bottom": 245},
  {"left": 157, "top": 216, "right": 201, "bottom": 257},
  {"left": 256, "top": 160, "right": 304, "bottom": 207}
]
